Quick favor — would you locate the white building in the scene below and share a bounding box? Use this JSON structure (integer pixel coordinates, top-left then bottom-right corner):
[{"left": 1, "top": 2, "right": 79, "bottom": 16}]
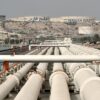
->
[
  {"left": 8, "top": 16, "right": 50, "bottom": 22},
  {"left": 78, "top": 26, "right": 94, "bottom": 34},
  {"left": 50, "top": 16, "right": 95, "bottom": 23}
]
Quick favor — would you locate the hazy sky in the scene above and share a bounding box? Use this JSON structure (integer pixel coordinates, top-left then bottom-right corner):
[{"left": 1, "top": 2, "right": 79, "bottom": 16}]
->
[{"left": 0, "top": 0, "right": 100, "bottom": 19}]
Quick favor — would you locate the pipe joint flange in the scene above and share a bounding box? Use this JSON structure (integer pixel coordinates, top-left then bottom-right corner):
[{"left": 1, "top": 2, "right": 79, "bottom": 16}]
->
[
  {"left": 74, "top": 63, "right": 86, "bottom": 74},
  {"left": 80, "top": 77, "right": 100, "bottom": 100},
  {"left": 35, "top": 73, "right": 45, "bottom": 81},
  {"left": 36, "top": 70, "right": 45, "bottom": 81},
  {"left": 53, "top": 69, "right": 64, "bottom": 73},
  {"left": 73, "top": 65, "right": 86, "bottom": 75},
  {"left": 49, "top": 71, "right": 69, "bottom": 86},
  {"left": 70, "top": 63, "right": 86, "bottom": 75},
  {"left": 14, "top": 71, "right": 23, "bottom": 80},
  {"left": 7, "top": 75, "right": 20, "bottom": 86}
]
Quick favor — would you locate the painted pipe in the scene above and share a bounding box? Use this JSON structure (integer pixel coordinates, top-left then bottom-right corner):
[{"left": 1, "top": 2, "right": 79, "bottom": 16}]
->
[
  {"left": 59, "top": 47, "right": 73, "bottom": 72},
  {"left": 74, "top": 68, "right": 100, "bottom": 100},
  {"left": 68, "top": 44, "right": 100, "bottom": 75},
  {"left": 14, "top": 73, "right": 44, "bottom": 100},
  {"left": 14, "top": 47, "right": 48, "bottom": 80},
  {"left": 50, "top": 72, "right": 70, "bottom": 100},
  {"left": 60, "top": 46, "right": 100, "bottom": 100},
  {"left": 0, "top": 75, "right": 19, "bottom": 100},
  {"left": 69, "top": 45, "right": 88, "bottom": 55},
  {"left": 53, "top": 47, "right": 63, "bottom": 72},
  {"left": 36, "top": 47, "right": 53, "bottom": 76},
  {"left": 71, "top": 44, "right": 100, "bottom": 55},
  {"left": 0, "top": 48, "right": 48, "bottom": 100},
  {"left": 14, "top": 47, "right": 53, "bottom": 100},
  {"left": 69, "top": 44, "right": 100, "bottom": 75},
  {"left": 0, "top": 55, "right": 100, "bottom": 62},
  {"left": 29, "top": 44, "right": 69, "bottom": 50},
  {"left": 49, "top": 47, "right": 70, "bottom": 100}
]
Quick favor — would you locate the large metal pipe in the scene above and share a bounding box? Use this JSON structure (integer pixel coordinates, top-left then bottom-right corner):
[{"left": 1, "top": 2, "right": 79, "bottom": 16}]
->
[
  {"left": 0, "top": 55, "right": 100, "bottom": 62},
  {"left": 50, "top": 72, "right": 70, "bottom": 100},
  {"left": 36, "top": 47, "right": 53, "bottom": 76},
  {"left": 69, "top": 44, "right": 100, "bottom": 75},
  {"left": 14, "top": 73, "right": 44, "bottom": 100},
  {"left": 14, "top": 47, "right": 48, "bottom": 80},
  {"left": 52, "top": 47, "right": 63, "bottom": 72},
  {"left": 14, "top": 47, "right": 53, "bottom": 100},
  {"left": 74, "top": 68, "right": 100, "bottom": 100},
  {"left": 69, "top": 45, "right": 88, "bottom": 55},
  {"left": 71, "top": 44, "right": 100, "bottom": 55},
  {"left": 59, "top": 46, "right": 100, "bottom": 100},
  {"left": 29, "top": 44, "right": 68, "bottom": 50},
  {"left": 49, "top": 47, "right": 71, "bottom": 100},
  {"left": 0, "top": 48, "right": 48, "bottom": 100},
  {"left": 0, "top": 75, "right": 19, "bottom": 100},
  {"left": 59, "top": 47, "right": 73, "bottom": 72}
]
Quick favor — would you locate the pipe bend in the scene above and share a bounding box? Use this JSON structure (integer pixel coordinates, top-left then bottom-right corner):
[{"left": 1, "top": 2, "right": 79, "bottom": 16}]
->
[{"left": 49, "top": 71, "right": 69, "bottom": 86}]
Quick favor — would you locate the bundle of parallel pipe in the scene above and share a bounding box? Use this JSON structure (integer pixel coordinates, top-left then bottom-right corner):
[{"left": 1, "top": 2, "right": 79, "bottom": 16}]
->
[
  {"left": 14, "top": 47, "right": 53, "bottom": 100},
  {"left": 59, "top": 47, "right": 100, "bottom": 100},
  {"left": 69, "top": 44, "right": 100, "bottom": 75},
  {"left": 0, "top": 48, "right": 48, "bottom": 100}
]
